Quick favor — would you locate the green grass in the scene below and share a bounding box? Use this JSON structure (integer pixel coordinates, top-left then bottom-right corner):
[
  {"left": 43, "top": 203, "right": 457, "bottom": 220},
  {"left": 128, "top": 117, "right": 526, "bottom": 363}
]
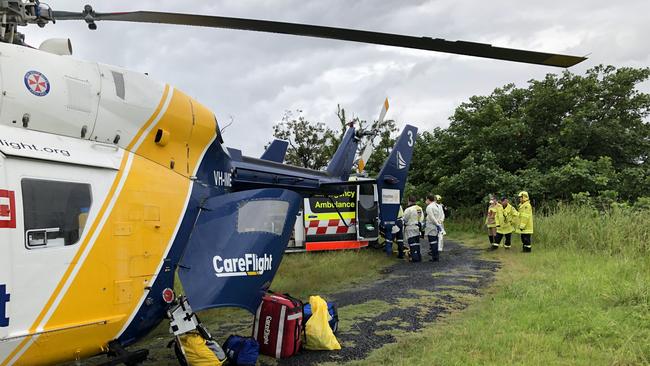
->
[
  {"left": 345, "top": 207, "right": 650, "bottom": 366},
  {"left": 271, "top": 249, "right": 394, "bottom": 299},
  {"left": 536, "top": 205, "right": 650, "bottom": 255}
]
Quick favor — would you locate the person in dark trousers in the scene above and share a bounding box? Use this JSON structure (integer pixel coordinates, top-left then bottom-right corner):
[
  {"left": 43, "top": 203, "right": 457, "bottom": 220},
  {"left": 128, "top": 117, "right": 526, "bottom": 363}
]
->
[
  {"left": 516, "top": 191, "right": 534, "bottom": 252},
  {"left": 485, "top": 195, "right": 499, "bottom": 249},
  {"left": 495, "top": 196, "right": 518, "bottom": 249},
  {"left": 425, "top": 194, "right": 444, "bottom": 261},
  {"left": 402, "top": 196, "right": 423, "bottom": 262},
  {"left": 395, "top": 206, "right": 405, "bottom": 258}
]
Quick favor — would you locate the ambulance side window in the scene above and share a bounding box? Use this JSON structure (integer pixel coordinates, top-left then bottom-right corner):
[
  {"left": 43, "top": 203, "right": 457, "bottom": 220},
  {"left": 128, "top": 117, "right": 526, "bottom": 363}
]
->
[
  {"left": 21, "top": 179, "right": 92, "bottom": 249},
  {"left": 237, "top": 200, "right": 288, "bottom": 235}
]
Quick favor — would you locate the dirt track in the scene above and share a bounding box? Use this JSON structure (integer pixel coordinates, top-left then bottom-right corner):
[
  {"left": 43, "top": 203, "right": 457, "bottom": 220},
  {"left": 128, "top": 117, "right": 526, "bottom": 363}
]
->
[{"left": 275, "top": 239, "right": 500, "bottom": 365}]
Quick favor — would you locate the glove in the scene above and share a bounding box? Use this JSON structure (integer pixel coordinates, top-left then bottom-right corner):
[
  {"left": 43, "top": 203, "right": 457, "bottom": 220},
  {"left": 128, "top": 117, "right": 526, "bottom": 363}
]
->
[
  {"left": 519, "top": 225, "right": 525, "bottom": 230},
  {"left": 436, "top": 224, "right": 442, "bottom": 232}
]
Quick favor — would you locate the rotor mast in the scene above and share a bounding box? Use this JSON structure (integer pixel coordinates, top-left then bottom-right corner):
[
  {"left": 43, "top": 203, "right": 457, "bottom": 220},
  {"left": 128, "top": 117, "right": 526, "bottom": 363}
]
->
[{"left": 0, "top": 0, "right": 54, "bottom": 44}]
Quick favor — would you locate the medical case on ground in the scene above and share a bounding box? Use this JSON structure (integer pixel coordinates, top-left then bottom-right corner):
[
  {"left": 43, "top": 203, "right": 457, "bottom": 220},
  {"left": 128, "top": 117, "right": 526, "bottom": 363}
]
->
[{"left": 252, "top": 292, "right": 303, "bottom": 358}]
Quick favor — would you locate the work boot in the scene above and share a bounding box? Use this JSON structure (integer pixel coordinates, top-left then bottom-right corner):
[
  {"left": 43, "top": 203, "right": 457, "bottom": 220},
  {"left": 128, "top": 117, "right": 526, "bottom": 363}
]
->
[
  {"left": 429, "top": 244, "right": 438, "bottom": 261},
  {"left": 504, "top": 245, "right": 511, "bottom": 250},
  {"left": 523, "top": 245, "right": 532, "bottom": 253},
  {"left": 490, "top": 243, "right": 499, "bottom": 250}
]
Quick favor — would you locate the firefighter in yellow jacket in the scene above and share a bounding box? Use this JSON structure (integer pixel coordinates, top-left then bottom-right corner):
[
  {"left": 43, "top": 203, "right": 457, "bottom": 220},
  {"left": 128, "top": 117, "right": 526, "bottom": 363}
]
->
[
  {"left": 495, "top": 196, "right": 518, "bottom": 249},
  {"left": 516, "top": 191, "right": 534, "bottom": 252},
  {"left": 485, "top": 195, "right": 499, "bottom": 249}
]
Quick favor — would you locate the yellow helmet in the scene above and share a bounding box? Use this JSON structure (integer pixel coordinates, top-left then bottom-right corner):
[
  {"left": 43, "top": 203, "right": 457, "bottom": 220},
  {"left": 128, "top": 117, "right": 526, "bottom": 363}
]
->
[
  {"left": 518, "top": 191, "right": 529, "bottom": 200},
  {"left": 435, "top": 194, "right": 442, "bottom": 202}
]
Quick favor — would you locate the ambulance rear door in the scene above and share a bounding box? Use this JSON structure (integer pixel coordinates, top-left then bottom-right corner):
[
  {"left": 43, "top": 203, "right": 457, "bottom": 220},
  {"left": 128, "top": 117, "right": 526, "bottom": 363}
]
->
[{"left": 356, "top": 183, "right": 379, "bottom": 241}]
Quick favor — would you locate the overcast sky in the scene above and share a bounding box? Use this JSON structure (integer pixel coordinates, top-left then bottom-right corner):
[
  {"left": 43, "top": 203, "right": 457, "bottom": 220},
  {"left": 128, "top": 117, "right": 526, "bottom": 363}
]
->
[{"left": 23, "top": 1, "right": 650, "bottom": 155}]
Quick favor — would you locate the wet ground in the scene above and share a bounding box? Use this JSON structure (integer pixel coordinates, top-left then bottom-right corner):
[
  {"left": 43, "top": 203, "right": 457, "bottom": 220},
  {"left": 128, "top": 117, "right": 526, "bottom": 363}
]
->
[{"left": 274, "top": 239, "right": 500, "bottom": 365}]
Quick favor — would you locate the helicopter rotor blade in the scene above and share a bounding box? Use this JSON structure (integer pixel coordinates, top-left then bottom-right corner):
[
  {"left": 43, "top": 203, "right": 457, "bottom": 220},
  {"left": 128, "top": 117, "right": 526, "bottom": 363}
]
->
[
  {"left": 52, "top": 10, "right": 586, "bottom": 68},
  {"left": 357, "top": 98, "right": 389, "bottom": 174}
]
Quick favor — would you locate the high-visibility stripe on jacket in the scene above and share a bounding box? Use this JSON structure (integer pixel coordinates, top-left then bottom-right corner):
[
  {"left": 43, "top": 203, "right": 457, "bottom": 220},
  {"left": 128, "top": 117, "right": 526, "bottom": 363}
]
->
[{"left": 403, "top": 204, "right": 423, "bottom": 239}]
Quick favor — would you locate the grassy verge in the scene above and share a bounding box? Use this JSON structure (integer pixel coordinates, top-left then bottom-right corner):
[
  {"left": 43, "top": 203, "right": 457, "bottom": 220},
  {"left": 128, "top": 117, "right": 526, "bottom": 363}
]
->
[
  {"left": 346, "top": 207, "right": 650, "bottom": 365},
  {"left": 271, "top": 249, "right": 394, "bottom": 299}
]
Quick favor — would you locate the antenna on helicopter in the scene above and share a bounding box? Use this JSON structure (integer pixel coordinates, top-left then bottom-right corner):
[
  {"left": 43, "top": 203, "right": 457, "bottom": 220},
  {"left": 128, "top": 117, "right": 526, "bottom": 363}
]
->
[{"left": 220, "top": 116, "right": 234, "bottom": 136}]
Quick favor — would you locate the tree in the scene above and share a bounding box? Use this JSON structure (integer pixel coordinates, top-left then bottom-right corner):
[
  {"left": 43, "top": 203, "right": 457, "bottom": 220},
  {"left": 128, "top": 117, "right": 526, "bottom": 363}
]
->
[
  {"left": 271, "top": 110, "right": 333, "bottom": 170},
  {"left": 269, "top": 106, "right": 399, "bottom": 174},
  {"left": 408, "top": 65, "right": 650, "bottom": 208}
]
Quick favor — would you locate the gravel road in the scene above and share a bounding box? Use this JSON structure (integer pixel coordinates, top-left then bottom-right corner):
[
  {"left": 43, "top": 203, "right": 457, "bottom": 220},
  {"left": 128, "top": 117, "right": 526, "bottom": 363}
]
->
[{"left": 275, "top": 239, "right": 500, "bottom": 365}]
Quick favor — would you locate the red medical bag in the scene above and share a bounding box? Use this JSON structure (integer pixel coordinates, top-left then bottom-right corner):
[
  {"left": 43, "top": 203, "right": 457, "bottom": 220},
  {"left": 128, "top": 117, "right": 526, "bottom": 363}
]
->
[{"left": 252, "top": 292, "right": 303, "bottom": 359}]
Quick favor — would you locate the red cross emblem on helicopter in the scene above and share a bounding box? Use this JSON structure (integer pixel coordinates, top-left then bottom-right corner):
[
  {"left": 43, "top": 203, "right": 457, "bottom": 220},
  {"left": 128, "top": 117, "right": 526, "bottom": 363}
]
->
[
  {"left": 0, "top": 190, "right": 16, "bottom": 229},
  {"left": 24, "top": 70, "right": 51, "bottom": 96}
]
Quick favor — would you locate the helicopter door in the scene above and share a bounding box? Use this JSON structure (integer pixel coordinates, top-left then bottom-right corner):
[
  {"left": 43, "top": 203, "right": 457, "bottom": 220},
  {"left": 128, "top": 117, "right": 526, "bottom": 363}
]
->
[
  {"left": 3, "top": 155, "right": 114, "bottom": 340},
  {"left": 356, "top": 183, "right": 379, "bottom": 241},
  {"left": 0, "top": 153, "right": 10, "bottom": 338},
  {"left": 178, "top": 188, "right": 302, "bottom": 313}
]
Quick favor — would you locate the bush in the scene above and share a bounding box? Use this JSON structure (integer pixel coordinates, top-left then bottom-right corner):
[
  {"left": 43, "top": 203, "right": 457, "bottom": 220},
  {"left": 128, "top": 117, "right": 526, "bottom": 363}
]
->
[
  {"left": 536, "top": 204, "right": 650, "bottom": 256},
  {"left": 449, "top": 203, "right": 650, "bottom": 256}
]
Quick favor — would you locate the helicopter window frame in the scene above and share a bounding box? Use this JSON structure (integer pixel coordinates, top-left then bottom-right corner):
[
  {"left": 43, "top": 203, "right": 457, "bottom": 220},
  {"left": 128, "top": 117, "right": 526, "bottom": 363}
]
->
[
  {"left": 21, "top": 178, "right": 93, "bottom": 249},
  {"left": 237, "top": 199, "right": 289, "bottom": 236}
]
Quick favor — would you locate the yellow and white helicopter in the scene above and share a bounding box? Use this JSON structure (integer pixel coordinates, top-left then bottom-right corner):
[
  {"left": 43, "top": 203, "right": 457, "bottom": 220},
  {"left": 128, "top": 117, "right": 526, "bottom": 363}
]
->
[{"left": 0, "top": 1, "right": 586, "bottom": 365}]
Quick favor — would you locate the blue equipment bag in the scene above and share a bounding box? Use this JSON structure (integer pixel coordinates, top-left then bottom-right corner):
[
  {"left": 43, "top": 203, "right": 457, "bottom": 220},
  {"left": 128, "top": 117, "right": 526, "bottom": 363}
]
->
[
  {"left": 223, "top": 335, "right": 259, "bottom": 366},
  {"left": 303, "top": 302, "right": 339, "bottom": 333}
]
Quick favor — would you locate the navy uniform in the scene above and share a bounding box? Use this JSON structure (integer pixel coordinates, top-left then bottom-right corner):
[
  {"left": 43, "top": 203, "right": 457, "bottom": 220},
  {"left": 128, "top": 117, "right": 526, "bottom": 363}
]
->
[
  {"left": 425, "top": 200, "right": 444, "bottom": 261},
  {"left": 395, "top": 206, "right": 405, "bottom": 258},
  {"left": 403, "top": 203, "right": 424, "bottom": 262}
]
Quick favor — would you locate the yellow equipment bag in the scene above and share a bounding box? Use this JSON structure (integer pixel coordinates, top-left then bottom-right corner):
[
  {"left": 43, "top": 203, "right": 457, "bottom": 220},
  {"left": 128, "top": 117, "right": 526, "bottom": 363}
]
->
[
  {"left": 178, "top": 332, "right": 225, "bottom": 366},
  {"left": 304, "top": 296, "right": 341, "bottom": 351}
]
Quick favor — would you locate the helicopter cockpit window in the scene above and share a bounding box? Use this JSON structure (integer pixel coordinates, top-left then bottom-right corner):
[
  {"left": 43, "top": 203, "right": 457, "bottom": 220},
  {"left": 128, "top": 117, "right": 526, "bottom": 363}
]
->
[
  {"left": 21, "top": 179, "right": 92, "bottom": 249},
  {"left": 237, "top": 200, "right": 289, "bottom": 236}
]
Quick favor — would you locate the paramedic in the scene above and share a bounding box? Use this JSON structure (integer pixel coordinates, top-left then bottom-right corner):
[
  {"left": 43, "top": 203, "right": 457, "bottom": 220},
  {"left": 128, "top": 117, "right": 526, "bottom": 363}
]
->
[
  {"left": 403, "top": 196, "right": 424, "bottom": 262},
  {"left": 425, "top": 194, "right": 444, "bottom": 261},
  {"left": 433, "top": 194, "right": 446, "bottom": 251},
  {"left": 395, "top": 205, "right": 405, "bottom": 259}
]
